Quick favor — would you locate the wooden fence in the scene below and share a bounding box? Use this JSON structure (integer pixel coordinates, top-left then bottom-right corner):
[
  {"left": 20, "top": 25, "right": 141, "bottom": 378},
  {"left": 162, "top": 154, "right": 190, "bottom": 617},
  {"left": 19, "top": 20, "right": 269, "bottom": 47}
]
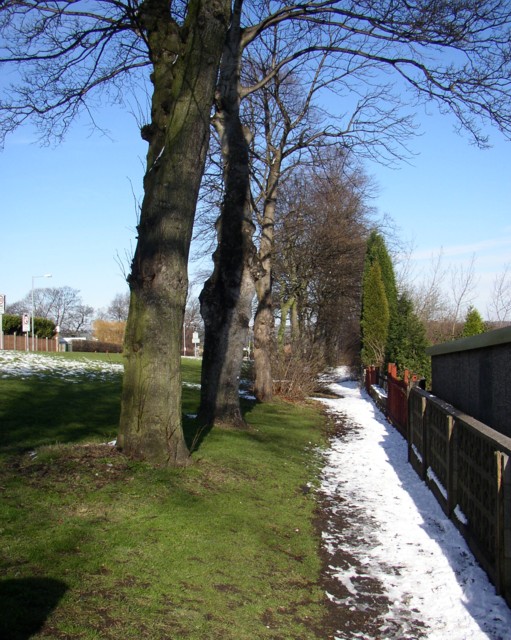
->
[
  {"left": 1, "top": 333, "right": 60, "bottom": 352},
  {"left": 365, "top": 363, "right": 420, "bottom": 436},
  {"left": 364, "top": 366, "right": 511, "bottom": 607},
  {"left": 408, "top": 387, "right": 511, "bottom": 607}
]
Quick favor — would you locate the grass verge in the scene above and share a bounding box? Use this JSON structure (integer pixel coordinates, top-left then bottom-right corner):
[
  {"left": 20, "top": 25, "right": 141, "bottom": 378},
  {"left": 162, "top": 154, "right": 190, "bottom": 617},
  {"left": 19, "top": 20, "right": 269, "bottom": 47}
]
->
[{"left": 0, "top": 353, "right": 332, "bottom": 639}]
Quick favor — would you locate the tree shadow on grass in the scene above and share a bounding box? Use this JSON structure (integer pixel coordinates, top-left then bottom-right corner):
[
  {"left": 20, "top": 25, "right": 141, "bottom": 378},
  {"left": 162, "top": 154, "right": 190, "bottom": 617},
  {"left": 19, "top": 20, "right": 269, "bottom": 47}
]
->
[
  {"left": 0, "top": 377, "right": 121, "bottom": 456},
  {"left": 0, "top": 577, "right": 68, "bottom": 639},
  {"left": 183, "top": 414, "right": 213, "bottom": 454}
]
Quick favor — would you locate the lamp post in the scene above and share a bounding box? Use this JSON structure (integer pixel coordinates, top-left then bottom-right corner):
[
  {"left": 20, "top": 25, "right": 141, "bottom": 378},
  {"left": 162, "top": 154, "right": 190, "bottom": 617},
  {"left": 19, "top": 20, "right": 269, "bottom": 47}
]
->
[{"left": 31, "top": 273, "right": 52, "bottom": 351}]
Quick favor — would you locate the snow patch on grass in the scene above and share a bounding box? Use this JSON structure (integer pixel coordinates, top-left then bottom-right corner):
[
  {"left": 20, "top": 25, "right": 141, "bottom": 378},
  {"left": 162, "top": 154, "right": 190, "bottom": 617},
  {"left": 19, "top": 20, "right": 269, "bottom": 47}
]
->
[{"left": 0, "top": 351, "right": 123, "bottom": 381}]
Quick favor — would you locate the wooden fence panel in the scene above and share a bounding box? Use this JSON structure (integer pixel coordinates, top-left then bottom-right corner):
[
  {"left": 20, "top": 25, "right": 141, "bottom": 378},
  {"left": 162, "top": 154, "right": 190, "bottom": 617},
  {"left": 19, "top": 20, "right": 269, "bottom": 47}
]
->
[
  {"left": 425, "top": 398, "right": 455, "bottom": 515},
  {"left": 365, "top": 366, "right": 378, "bottom": 393},
  {"left": 408, "top": 390, "right": 426, "bottom": 479},
  {"left": 1, "top": 333, "right": 59, "bottom": 352},
  {"left": 454, "top": 416, "right": 501, "bottom": 582},
  {"left": 387, "top": 373, "right": 408, "bottom": 437}
]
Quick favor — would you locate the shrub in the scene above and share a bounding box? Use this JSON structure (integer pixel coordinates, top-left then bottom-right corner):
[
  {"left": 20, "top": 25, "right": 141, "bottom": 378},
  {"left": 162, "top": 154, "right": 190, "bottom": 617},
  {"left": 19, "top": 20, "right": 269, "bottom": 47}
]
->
[
  {"left": 70, "top": 340, "right": 123, "bottom": 353},
  {"left": 462, "top": 306, "right": 485, "bottom": 337},
  {"left": 272, "top": 343, "right": 325, "bottom": 400},
  {"left": 1, "top": 314, "right": 55, "bottom": 337},
  {"left": 92, "top": 319, "right": 126, "bottom": 345},
  {"left": 2, "top": 314, "right": 21, "bottom": 334},
  {"left": 35, "top": 318, "right": 56, "bottom": 338}
]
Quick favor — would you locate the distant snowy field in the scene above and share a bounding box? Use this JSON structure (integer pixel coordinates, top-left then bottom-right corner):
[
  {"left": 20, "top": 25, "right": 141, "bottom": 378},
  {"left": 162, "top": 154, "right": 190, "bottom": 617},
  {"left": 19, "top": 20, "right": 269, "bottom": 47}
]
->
[
  {"left": 0, "top": 352, "right": 204, "bottom": 390},
  {"left": 317, "top": 369, "right": 511, "bottom": 640},
  {"left": 0, "top": 351, "right": 123, "bottom": 381}
]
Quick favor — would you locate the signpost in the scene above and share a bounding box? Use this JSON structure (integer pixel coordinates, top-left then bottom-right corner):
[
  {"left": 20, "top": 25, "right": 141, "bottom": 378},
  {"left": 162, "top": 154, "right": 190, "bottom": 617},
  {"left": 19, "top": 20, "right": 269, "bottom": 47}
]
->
[
  {"left": 22, "top": 313, "right": 30, "bottom": 351},
  {"left": 192, "top": 331, "right": 200, "bottom": 358}
]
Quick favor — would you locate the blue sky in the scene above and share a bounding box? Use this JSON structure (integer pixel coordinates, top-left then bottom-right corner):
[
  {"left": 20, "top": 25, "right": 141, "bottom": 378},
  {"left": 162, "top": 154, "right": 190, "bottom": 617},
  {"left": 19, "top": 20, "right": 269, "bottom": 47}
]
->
[
  {"left": 1, "top": 100, "right": 510, "bottom": 320},
  {"left": 369, "top": 111, "right": 511, "bottom": 318},
  {"left": 1, "top": 107, "right": 145, "bottom": 314}
]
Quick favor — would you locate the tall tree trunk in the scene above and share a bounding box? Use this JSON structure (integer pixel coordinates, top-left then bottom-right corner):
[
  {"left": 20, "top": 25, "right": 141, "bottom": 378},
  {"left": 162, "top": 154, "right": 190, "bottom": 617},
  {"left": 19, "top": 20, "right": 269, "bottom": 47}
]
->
[
  {"left": 199, "top": 0, "right": 260, "bottom": 426},
  {"left": 253, "top": 158, "right": 281, "bottom": 402},
  {"left": 278, "top": 297, "right": 294, "bottom": 349},
  {"left": 117, "top": 0, "right": 230, "bottom": 465},
  {"left": 253, "top": 269, "right": 273, "bottom": 401}
]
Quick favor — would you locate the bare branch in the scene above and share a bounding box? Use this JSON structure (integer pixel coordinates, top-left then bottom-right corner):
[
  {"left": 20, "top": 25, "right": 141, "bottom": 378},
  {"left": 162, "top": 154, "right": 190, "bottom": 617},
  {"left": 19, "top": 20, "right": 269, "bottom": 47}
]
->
[{"left": 488, "top": 263, "right": 511, "bottom": 323}]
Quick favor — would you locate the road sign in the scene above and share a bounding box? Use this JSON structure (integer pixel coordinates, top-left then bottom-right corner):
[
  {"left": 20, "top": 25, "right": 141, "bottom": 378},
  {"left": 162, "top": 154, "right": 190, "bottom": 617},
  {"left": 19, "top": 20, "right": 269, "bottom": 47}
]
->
[{"left": 192, "top": 331, "right": 200, "bottom": 344}]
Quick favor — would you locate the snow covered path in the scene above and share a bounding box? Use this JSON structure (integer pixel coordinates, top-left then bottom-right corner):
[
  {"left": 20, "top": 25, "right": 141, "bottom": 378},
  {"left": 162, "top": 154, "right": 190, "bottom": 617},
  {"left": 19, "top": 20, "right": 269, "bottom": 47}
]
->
[{"left": 317, "top": 370, "right": 511, "bottom": 640}]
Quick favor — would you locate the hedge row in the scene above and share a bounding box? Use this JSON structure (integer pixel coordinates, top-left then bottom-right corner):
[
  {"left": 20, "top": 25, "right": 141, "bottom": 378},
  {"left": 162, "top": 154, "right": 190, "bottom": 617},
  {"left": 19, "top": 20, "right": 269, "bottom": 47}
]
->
[
  {"left": 1, "top": 314, "right": 55, "bottom": 338},
  {"left": 70, "top": 340, "right": 123, "bottom": 354}
]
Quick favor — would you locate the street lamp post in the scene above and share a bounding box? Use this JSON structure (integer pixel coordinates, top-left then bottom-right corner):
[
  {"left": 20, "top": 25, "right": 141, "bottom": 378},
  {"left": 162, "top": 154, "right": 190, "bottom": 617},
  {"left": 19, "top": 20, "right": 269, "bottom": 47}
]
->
[{"left": 32, "top": 273, "right": 52, "bottom": 351}]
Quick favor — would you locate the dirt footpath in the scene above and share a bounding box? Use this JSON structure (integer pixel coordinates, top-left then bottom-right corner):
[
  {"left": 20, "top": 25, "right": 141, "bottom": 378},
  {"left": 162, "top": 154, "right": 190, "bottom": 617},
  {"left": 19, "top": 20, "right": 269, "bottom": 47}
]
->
[{"left": 314, "top": 412, "right": 427, "bottom": 640}]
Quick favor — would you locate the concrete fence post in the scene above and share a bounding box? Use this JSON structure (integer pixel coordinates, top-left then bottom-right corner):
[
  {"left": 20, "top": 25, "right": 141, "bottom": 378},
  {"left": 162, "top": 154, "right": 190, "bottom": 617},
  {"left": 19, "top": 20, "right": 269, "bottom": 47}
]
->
[
  {"left": 446, "top": 413, "right": 456, "bottom": 517},
  {"left": 497, "top": 452, "right": 511, "bottom": 605}
]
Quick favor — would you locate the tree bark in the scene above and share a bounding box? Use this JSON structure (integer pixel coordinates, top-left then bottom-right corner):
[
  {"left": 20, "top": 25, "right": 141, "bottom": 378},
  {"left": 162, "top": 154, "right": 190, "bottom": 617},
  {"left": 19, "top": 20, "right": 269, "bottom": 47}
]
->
[
  {"left": 253, "top": 157, "right": 281, "bottom": 402},
  {"left": 199, "top": 0, "right": 260, "bottom": 426},
  {"left": 118, "top": 0, "right": 230, "bottom": 465}
]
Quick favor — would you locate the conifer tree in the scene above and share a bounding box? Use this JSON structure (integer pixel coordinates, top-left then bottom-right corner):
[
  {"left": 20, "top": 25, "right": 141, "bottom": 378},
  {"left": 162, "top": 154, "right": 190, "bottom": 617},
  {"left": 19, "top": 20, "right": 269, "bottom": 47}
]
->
[
  {"left": 390, "top": 294, "right": 430, "bottom": 378},
  {"left": 462, "top": 306, "right": 486, "bottom": 337},
  {"left": 365, "top": 232, "right": 399, "bottom": 316},
  {"left": 362, "top": 231, "right": 397, "bottom": 365},
  {"left": 361, "top": 261, "right": 389, "bottom": 366}
]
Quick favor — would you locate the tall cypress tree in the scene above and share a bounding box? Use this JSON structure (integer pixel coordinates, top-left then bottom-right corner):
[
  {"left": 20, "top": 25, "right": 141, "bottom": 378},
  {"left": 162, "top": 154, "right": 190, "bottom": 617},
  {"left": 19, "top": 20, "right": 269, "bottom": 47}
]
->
[
  {"left": 361, "top": 261, "right": 389, "bottom": 366},
  {"left": 361, "top": 231, "right": 398, "bottom": 365},
  {"left": 365, "top": 231, "right": 399, "bottom": 318}
]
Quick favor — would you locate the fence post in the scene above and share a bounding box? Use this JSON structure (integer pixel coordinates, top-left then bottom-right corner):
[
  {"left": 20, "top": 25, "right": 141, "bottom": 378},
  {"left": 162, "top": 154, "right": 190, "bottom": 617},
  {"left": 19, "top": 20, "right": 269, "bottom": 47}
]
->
[
  {"left": 446, "top": 414, "right": 456, "bottom": 517},
  {"left": 496, "top": 452, "right": 511, "bottom": 605},
  {"left": 365, "top": 366, "right": 375, "bottom": 393}
]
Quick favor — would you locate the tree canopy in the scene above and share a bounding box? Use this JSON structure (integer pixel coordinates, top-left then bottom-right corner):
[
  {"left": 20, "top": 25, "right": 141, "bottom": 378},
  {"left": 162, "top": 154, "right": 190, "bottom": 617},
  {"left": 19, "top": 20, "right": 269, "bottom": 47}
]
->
[{"left": 3, "top": 1, "right": 511, "bottom": 148}]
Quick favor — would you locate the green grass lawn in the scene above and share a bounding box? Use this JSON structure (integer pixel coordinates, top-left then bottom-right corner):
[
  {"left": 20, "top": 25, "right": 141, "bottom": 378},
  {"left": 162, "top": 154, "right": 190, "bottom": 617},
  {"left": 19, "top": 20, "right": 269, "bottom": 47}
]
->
[{"left": 0, "top": 352, "right": 333, "bottom": 639}]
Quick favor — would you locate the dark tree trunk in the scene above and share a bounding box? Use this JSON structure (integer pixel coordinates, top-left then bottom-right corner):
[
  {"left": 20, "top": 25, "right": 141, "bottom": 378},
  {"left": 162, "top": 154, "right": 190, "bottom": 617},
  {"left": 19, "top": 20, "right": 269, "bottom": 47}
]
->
[
  {"left": 118, "top": 0, "right": 230, "bottom": 465},
  {"left": 199, "top": 0, "right": 260, "bottom": 426}
]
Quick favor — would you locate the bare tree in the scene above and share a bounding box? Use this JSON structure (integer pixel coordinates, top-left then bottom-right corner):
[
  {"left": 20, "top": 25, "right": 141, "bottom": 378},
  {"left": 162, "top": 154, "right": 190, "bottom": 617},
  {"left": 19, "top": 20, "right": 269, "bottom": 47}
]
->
[
  {"left": 107, "top": 292, "right": 130, "bottom": 322},
  {"left": 409, "top": 250, "right": 480, "bottom": 342},
  {"left": 488, "top": 264, "right": 511, "bottom": 325},
  {"left": 7, "top": 286, "right": 94, "bottom": 334},
  {"left": 410, "top": 250, "right": 449, "bottom": 325},
  {"left": 273, "top": 158, "right": 371, "bottom": 362},
  {"left": 447, "top": 254, "right": 478, "bottom": 338},
  {"left": 244, "top": 35, "right": 403, "bottom": 400},
  {"left": 199, "top": 0, "right": 511, "bottom": 424}
]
